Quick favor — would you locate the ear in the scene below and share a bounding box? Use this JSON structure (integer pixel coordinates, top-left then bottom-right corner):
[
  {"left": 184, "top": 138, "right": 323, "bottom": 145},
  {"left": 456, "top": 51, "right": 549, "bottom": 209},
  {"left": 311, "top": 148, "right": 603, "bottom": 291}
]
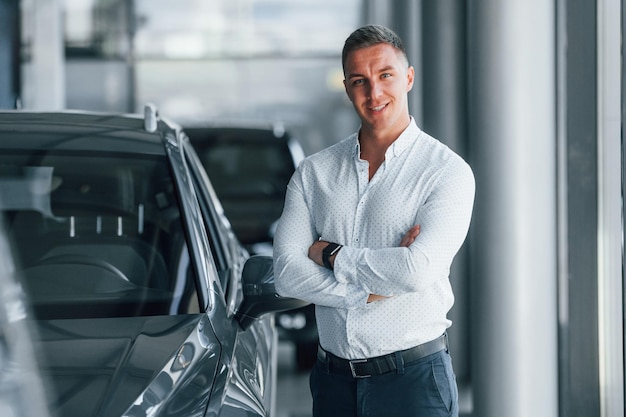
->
[{"left": 406, "top": 66, "right": 415, "bottom": 92}]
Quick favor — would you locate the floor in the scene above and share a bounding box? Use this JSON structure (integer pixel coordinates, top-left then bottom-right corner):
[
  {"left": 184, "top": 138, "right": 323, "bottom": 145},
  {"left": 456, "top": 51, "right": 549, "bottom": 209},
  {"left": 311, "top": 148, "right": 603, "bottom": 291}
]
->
[{"left": 276, "top": 342, "right": 313, "bottom": 417}]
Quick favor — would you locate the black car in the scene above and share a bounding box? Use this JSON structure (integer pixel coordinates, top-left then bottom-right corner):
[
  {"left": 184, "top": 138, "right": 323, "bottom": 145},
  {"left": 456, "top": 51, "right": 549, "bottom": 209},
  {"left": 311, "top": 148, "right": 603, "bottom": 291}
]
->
[
  {"left": 183, "top": 123, "right": 304, "bottom": 254},
  {"left": 184, "top": 124, "right": 318, "bottom": 370},
  {"left": 0, "top": 107, "right": 306, "bottom": 417}
]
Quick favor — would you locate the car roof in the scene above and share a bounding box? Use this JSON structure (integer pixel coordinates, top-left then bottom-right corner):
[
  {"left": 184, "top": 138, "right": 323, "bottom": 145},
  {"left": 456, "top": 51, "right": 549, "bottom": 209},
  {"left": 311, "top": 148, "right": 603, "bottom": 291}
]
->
[
  {"left": 0, "top": 110, "right": 174, "bottom": 155},
  {"left": 183, "top": 120, "right": 290, "bottom": 142},
  {"left": 183, "top": 118, "right": 284, "bottom": 131}
]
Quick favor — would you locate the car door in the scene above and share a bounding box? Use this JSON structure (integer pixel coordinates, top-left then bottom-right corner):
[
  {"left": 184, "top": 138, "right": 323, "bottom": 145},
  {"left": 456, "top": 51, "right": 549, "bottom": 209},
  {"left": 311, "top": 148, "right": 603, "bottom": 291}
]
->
[{"left": 182, "top": 139, "right": 277, "bottom": 417}]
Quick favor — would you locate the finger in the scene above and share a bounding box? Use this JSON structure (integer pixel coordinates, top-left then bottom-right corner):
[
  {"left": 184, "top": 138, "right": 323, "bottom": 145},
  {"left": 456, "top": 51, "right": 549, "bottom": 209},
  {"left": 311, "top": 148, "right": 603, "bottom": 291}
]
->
[
  {"left": 400, "top": 225, "right": 420, "bottom": 247},
  {"left": 400, "top": 234, "right": 414, "bottom": 247},
  {"left": 367, "top": 294, "right": 388, "bottom": 303}
]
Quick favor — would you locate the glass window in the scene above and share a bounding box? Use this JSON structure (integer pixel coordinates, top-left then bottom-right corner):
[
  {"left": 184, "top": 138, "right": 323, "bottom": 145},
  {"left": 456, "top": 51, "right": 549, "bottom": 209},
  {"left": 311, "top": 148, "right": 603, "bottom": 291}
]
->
[
  {"left": 192, "top": 133, "right": 294, "bottom": 246},
  {"left": 63, "top": 0, "right": 132, "bottom": 58},
  {"left": 46, "top": 0, "right": 361, "bottom": 150},
  {"left": 134, "top": 0, "right": 361, "bottom": 58}
]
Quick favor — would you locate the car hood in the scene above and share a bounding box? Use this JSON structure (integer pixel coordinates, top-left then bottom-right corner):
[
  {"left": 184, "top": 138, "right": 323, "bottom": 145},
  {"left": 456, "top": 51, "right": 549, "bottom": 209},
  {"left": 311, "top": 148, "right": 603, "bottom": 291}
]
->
[{"left": 31, "top": 314, "right": 221, "bottom": 417}]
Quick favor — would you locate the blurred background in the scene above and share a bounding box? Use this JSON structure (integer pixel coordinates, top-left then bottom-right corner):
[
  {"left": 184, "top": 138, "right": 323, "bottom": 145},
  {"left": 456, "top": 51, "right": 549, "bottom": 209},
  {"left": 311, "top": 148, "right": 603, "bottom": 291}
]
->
[{"left": 0, "top": 1, "right": 624, "bottom": 417}]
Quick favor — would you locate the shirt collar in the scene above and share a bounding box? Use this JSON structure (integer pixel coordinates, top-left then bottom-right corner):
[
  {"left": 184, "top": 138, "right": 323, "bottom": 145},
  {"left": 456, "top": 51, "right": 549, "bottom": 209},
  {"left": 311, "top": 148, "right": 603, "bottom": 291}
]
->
[
  {"left": 386, "top": 117, "right": 420, "bottom": 159},
  {"left": 352, "top": 117, "right": 421, "bottom": 160}
]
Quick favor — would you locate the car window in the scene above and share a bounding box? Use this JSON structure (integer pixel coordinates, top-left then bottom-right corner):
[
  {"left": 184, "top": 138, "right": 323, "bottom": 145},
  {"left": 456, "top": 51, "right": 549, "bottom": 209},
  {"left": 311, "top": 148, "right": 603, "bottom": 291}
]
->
[{"left": 0, "top": 151, "right": 200, "bottom": 319}]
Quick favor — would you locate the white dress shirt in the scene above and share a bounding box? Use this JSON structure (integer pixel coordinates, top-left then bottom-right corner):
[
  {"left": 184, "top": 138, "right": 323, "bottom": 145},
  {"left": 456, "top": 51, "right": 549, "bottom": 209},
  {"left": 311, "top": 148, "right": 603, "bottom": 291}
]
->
[{"left": 273, "top": 118, "right": 475, "bottom": 360}]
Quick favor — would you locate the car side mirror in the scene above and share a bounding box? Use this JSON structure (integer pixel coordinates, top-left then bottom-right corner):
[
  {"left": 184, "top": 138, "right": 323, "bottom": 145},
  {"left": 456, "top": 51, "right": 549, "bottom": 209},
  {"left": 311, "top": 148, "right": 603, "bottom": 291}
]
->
[{"left": 236, "top": 255, "right": 309, "bottom": 330}]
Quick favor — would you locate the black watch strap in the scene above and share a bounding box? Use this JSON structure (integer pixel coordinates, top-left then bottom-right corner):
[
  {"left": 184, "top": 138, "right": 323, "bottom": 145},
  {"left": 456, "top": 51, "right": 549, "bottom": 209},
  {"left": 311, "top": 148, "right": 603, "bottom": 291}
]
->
[{"left": 322, "top": 242, "right": 342, "bottom": 269}]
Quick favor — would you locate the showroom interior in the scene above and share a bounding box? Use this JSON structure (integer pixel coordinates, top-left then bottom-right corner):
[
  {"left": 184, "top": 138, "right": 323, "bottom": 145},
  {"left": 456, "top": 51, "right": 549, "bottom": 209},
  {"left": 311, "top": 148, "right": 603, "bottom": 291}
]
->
[{"left": 0, "top": 1, "right": 624, "bottom": 416}]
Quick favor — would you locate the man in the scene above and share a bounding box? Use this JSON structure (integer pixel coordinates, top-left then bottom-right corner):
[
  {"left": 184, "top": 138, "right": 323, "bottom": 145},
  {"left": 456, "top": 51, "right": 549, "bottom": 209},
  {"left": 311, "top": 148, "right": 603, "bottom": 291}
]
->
[{"left": 273, "top": 24, "right": 475, "bottom": 417}]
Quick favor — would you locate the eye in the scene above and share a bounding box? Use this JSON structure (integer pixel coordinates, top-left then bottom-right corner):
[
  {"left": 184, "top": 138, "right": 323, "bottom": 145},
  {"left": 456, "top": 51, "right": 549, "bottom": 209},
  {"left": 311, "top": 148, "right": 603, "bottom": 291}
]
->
[
  {"left": 352, "top": 79, "right": 365, "bottom": 86},
  {"left": 381, "top": 73, "right": 392, "bottom": 79}
]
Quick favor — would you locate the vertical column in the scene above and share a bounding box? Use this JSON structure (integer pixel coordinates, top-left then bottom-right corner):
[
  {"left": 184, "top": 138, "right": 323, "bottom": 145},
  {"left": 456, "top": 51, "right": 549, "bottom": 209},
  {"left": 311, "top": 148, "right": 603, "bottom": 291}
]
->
[
  {"left": 596, "top": 0, "right": 623, "bottom": 416},
  {"left": 560, "top": 0, "right": 601, "bottom": 415},
  {"left": 21, "top": 0, "right": 65, "bottom": 109},
  {"left": 422, "top": 0, "right": 467, "bottom": 153},
  {"left": 391, "top": 0, "right": 422, "bottom": 125},
  {"left": 0, "top": 0, "right": 19, "bottom": 108},
  {"left": 468, "top": 1, "right": 558, "bottom": 416},
  {"left": 421, "top": 0, "right": 470, "bottom": 403},
  {"left": 125, "top": 0, "right": 137, "bottom": 113}
]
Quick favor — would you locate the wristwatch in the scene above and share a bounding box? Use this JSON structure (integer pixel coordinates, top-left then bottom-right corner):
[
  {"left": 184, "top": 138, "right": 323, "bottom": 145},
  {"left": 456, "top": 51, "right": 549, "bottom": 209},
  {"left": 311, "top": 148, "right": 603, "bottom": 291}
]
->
[{"left": 322, "top": 242, "right": 343, "bottom": 269}]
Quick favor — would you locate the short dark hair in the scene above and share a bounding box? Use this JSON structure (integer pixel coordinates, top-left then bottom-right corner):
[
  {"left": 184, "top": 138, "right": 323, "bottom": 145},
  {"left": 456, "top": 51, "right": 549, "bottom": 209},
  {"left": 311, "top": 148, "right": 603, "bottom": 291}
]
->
[{"left": 342, "top": 25, "right": 409, "bottom": 72}]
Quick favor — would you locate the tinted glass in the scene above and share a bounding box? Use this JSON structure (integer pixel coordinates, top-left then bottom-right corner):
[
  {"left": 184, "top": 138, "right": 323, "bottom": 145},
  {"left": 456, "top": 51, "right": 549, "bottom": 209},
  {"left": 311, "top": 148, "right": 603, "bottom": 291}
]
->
[
  {"left": 0, "top": 151, "right": 199, "bottom": 319},
  {"left": 199, "top": 140, "right": 294, "bottom": 245},
  {"left": 201, "top": 141, "right": 293, "bottom": 197}
]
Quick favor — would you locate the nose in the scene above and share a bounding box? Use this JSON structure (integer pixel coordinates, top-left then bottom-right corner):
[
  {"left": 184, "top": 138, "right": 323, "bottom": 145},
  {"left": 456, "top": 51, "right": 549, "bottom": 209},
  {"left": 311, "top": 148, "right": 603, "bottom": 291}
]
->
[{"left": 367, "top": 80, "right": 383, "bottom": 101}]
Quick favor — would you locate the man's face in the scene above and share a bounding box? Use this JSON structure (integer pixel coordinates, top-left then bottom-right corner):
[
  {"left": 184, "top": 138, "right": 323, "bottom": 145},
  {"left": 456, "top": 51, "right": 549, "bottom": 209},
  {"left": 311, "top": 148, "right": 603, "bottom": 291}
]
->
[{"left": 343, "top": 43, "right": 414, "bottom": 136}]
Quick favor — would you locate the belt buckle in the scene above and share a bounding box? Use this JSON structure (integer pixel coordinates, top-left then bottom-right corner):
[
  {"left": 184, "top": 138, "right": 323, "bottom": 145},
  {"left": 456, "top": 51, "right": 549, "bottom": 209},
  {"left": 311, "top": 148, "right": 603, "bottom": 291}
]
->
[{"left": 348, "top": 359, "right": 370, "bottom": 378}]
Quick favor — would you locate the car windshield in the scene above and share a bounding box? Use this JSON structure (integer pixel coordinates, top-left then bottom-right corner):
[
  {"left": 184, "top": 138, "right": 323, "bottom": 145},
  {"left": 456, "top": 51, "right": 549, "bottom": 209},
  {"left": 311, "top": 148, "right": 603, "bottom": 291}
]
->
[{"left": 0, "top": 151, "right": 199, "bottom": 320}]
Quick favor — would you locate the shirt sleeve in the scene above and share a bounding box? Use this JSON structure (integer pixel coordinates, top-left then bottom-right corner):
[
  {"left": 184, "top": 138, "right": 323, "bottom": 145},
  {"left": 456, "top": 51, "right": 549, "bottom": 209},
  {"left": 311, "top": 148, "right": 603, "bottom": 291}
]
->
[
  {"left": 333, "top": 159, "right": 475, "bottom": 296},
  {"left": 273, "top": 168, "right": 369, "bottom": 309}
]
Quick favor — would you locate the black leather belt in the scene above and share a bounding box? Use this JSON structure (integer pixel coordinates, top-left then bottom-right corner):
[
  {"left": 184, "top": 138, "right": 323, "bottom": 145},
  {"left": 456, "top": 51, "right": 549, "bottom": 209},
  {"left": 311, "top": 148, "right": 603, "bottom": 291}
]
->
[{"left": 317, "top": 334, "right": 448, "bottom": 378}]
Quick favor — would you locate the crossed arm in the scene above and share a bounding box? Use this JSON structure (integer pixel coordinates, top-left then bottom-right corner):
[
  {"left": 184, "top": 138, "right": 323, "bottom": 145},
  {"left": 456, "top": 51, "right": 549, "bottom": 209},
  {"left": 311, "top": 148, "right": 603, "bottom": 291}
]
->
[
  {"left": 273, "top": 159, "right": 475, "bottom": 309},
  {"left": 308, "top": 225, "right": 421, "bottom": 303}
]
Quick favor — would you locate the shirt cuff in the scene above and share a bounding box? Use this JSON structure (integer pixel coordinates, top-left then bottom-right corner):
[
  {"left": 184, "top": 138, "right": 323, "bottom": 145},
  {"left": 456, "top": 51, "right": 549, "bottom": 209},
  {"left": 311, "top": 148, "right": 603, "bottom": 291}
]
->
[
  {"left": 333, "top": 246, "right": 357, "bottom": 285},
  {"left": 343, "top": 284, "right": 370, "bottom": 309}
]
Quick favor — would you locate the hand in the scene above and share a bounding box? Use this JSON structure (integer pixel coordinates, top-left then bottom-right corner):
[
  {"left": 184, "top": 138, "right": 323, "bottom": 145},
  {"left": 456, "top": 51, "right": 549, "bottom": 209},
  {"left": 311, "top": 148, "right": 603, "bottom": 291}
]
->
[
  {"left": 367, "top": 294, "right": 387, "bottom": 303},
  {"left": 400, "top": 224, "right": 420, "bottom": 247},
  {"left": 308, "top": 239, "right": 328, "bottom": 267},
  {"left": 309, "top": 225, "right": 421, "bottom": 302}
]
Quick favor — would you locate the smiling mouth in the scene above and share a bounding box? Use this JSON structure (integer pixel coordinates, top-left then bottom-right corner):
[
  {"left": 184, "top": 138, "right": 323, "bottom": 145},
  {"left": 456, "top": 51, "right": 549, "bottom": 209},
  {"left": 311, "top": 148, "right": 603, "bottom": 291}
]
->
[{"left": 369, "top": 104, "right": 387, "bottom": 112}]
